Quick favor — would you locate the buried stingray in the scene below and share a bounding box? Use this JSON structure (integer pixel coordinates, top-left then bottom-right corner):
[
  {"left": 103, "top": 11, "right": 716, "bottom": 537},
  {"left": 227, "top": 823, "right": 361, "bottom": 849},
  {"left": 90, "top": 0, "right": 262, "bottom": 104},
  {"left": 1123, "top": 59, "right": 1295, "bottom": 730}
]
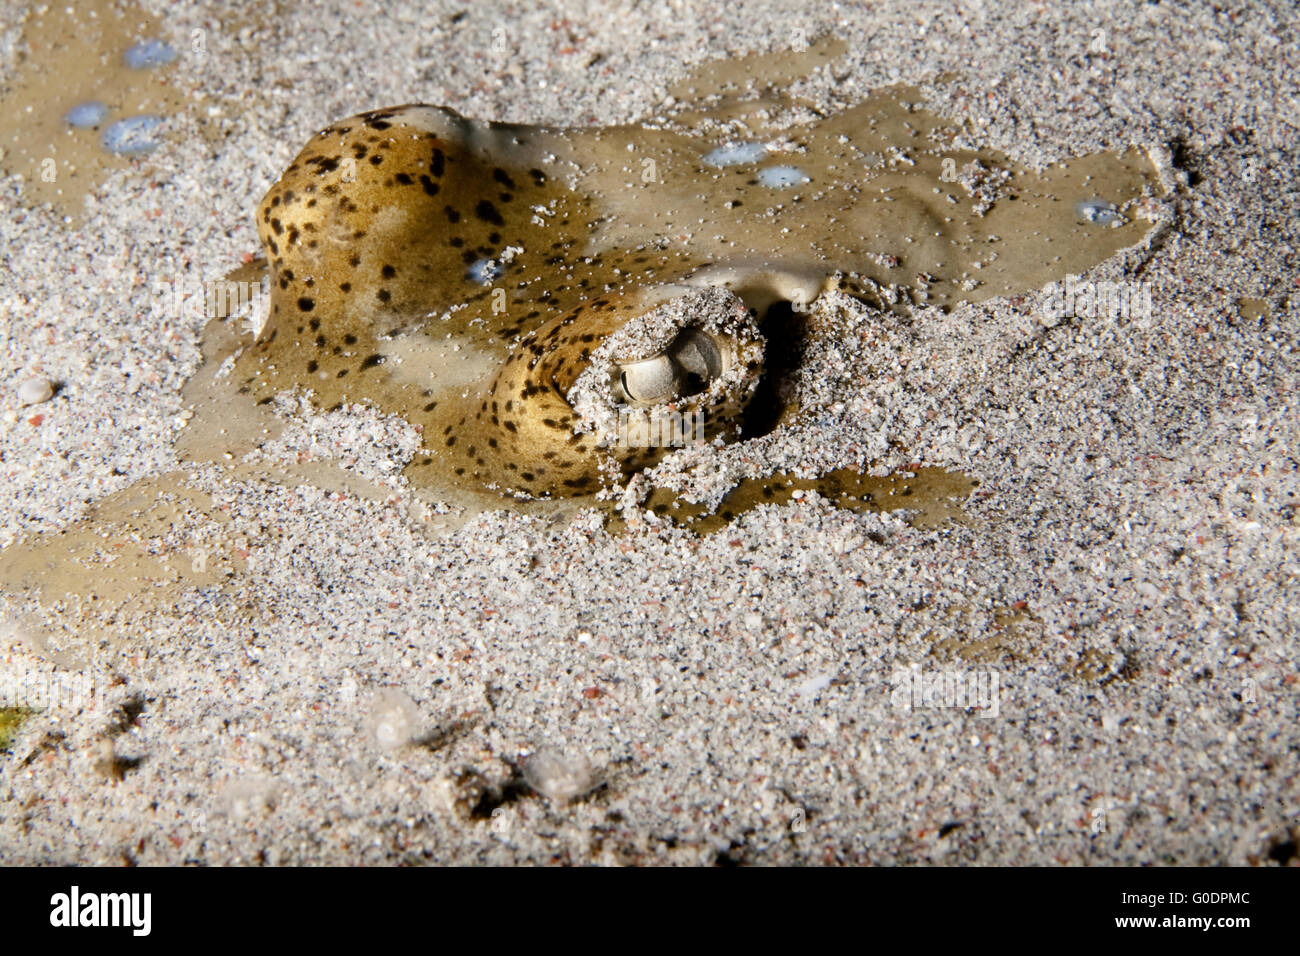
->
[{"left": 218, "top": 44, "right": 1164, "bottom": 513}]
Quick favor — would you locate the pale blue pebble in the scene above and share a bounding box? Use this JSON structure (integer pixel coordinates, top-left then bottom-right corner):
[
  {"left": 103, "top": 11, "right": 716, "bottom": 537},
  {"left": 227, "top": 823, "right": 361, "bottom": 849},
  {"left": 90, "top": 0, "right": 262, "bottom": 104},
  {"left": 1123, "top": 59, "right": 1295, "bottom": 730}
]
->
[
  {"left": 64, "top": 101, "right": 109, "bottom": 128},
  {"left": 124, "top": 39, "right": 177, "bottom": 69},
  {"left": 467, "top": 258, "right": 503, "bottom": 284},
  {"left": 1077, "top": 198, "right": 1120, "bottom": 224},
  {"left": 102, "top": 115, "right": 164, "bottom": 155},
  {"left": 703, "top": 142, "right": 768, "bottom": 167},
  {"left": 757, "top": 165, "right": 810, "bottom": 188}
]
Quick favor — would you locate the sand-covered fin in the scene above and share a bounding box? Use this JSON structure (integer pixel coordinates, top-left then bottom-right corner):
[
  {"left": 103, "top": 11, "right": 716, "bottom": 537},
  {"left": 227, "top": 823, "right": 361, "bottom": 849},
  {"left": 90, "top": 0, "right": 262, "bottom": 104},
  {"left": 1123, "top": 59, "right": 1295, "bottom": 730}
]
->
[{"left": 187, "top": 38, "right": 1162, "bottom": 511}]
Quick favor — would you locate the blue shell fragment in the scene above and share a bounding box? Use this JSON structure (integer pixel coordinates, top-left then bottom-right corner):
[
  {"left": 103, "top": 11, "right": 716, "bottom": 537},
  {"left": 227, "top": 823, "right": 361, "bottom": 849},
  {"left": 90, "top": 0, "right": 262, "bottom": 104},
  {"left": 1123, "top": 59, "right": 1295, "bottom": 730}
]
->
[
  {"left": 757, "top": 165, "right": 810, "bottom": 188},
  {"left": 101, "top": 115, "right": 164, "bottom": 155},
  {"left": 64, "top": 101, "right": 109, "bottom": 128},
  {"left": 124, "top": 39, "right": 177, "bottom": 69},
  {"left": 703, "top": 143, "right": 769, "bottom": 167},
  {"left": 467, "top": 258, "right": 504, "bottom": 284}
]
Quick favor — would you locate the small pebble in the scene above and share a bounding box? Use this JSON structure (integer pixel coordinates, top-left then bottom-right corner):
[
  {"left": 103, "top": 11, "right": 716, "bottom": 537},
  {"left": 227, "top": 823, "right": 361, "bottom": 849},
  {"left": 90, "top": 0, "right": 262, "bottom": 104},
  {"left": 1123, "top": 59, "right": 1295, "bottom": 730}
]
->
[
  {"left": 18, "top": 377, "right": 53, "bottom": 406},
  {"left": 1076, "top": 197, "right": 1120, "bottom": 224},
  {"left": 797, "top": 672, "right": 834, "bottom": 698},
  {"left": 124, "top": 39, "right": 178, "bottom": 69},
  {"left": 219, "top": 776, "right": 278, "bottom": 820},
  {"left": 63, "top": 101, "right": 108, "bottom": 128},
  {"left": 101, "top": 115, "right": 164, "bottom": 155},
  {"left": 366, "top": 689, "right": 419, "bottom": 749},
  {"left": 522, "top": 749, "right": 600, "bottom": 803}
]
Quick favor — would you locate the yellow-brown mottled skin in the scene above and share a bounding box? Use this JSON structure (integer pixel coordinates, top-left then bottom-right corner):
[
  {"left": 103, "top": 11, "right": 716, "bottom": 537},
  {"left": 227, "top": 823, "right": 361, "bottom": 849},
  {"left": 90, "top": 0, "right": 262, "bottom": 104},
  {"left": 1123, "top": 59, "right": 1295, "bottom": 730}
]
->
[
  {"left": 235, "top": 85, "right": 1160, "bottom": 501},
  {"left": 238, "top": 105, "right": 707, "bottom": 497}
]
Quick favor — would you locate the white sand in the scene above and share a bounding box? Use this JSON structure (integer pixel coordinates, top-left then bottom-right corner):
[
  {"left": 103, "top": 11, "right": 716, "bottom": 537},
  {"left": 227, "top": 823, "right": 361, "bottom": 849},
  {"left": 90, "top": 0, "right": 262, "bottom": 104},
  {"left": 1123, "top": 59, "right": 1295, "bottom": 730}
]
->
[{"left": 0, "top": 0, "right": 1296, "bottom": 864}]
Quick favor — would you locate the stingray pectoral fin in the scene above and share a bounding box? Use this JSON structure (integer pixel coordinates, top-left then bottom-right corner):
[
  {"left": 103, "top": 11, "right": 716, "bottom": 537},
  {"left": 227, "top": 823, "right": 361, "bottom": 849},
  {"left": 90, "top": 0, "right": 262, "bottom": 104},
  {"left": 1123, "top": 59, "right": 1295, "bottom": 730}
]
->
[{"left": 235, "top": 104, "right": 589, "bottom": 412}]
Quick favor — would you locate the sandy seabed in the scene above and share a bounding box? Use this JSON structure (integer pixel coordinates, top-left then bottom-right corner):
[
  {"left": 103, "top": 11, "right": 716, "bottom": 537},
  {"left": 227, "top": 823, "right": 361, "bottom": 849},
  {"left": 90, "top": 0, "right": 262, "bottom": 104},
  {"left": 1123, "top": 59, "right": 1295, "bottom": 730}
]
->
[{"left": 0, "top": 0, "right": 1296, "bottom": 865}]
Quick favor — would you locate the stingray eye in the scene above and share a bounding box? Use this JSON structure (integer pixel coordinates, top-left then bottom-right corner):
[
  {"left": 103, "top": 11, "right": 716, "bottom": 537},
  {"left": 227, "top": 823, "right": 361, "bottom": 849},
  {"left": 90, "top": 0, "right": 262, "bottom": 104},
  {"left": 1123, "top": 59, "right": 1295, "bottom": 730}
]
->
[
  {"left": 614, "top": 329, "right": 728, "bottom": 405},
  {"left": 616, "top": 354, "right": 681, "bottom": 404},
  {"left": 667, "top": 328, "right": 723, "bottom": 396},
  {"left": 569, "top": 287, "right": 764, "bottom": 455}
]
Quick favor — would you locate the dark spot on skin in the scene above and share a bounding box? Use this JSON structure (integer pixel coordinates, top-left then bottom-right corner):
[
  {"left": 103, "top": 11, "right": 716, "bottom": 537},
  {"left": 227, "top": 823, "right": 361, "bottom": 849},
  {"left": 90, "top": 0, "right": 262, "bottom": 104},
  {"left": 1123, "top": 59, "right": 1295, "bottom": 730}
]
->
[
  {"left": 382, "top": 264, "right": 396, "bottom": 279},
  {"left": 370, "top": 155, "right": 383, "bottom": 165},
  {"left": 344, "top": 334, "right": 357, "bottom": 345},
  {"left": 377, "top": 289, "right": 391, "bottom": 303},
  {"left": 306, "top": 360, "right": 318, "bottom": 373},
  {"left": 420, "top": 174, "right": 440, "bottom": 197},
  {"left": 340, "top": 282, "right": 351, "bottom": 292},
  {"left": 492, "top": 168, "right": 517, "bottom": 190},
  {"left": 475, "top": 200, "right": 504, "bottom": 226},
  {"left": 431, "top": 149, "right": 445, "bottom": 177},
  {"left": 360, "top": 354, "right": 385, "bottom": 370},
  {"left": 349, "top": 255, "right": 361, "bottom": 267},
  {"left": 445, "top": 206, "right": 461, "bottom": 223},
  {"left": 395, "top": 172, "right": 413, "bottom": 185},
  {"left": 298, "top": 297, "right": 315, "bottom": 312}
]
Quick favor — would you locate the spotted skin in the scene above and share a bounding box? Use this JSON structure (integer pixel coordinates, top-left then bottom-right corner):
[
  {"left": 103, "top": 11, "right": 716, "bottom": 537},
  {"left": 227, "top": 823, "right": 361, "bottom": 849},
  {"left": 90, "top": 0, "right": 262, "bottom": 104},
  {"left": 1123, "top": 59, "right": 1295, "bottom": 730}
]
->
[
  {"left": 235, "top": 82, "right": 1161, "bottom": 500},
  {"left": 238, "top": 104, "right": 726, "bottom": 498}
]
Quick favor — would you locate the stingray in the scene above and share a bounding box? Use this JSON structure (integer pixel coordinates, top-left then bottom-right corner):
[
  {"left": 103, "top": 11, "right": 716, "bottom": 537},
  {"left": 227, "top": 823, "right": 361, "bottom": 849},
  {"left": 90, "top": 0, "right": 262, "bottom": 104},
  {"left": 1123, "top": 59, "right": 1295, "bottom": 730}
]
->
[
  {"left": 0, "top": 43, "right": 1172, "bottom": 640},
  {"left": 216, "top": 43, "right": 1164, "bottom": 508}
]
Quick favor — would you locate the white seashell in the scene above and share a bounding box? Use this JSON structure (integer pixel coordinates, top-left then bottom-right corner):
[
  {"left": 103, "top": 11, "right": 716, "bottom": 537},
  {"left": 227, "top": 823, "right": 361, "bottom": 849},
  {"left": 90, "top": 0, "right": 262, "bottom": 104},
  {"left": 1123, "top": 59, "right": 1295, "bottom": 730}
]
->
[
  {"left": 18, "top": 377, "right": 53, "bottom": 406},
  {"left": 366, "top": 689, "right": 420, "bottom": 750},
  {"left": 522, "top": 748, "right": 600, "bottom": 803}
]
